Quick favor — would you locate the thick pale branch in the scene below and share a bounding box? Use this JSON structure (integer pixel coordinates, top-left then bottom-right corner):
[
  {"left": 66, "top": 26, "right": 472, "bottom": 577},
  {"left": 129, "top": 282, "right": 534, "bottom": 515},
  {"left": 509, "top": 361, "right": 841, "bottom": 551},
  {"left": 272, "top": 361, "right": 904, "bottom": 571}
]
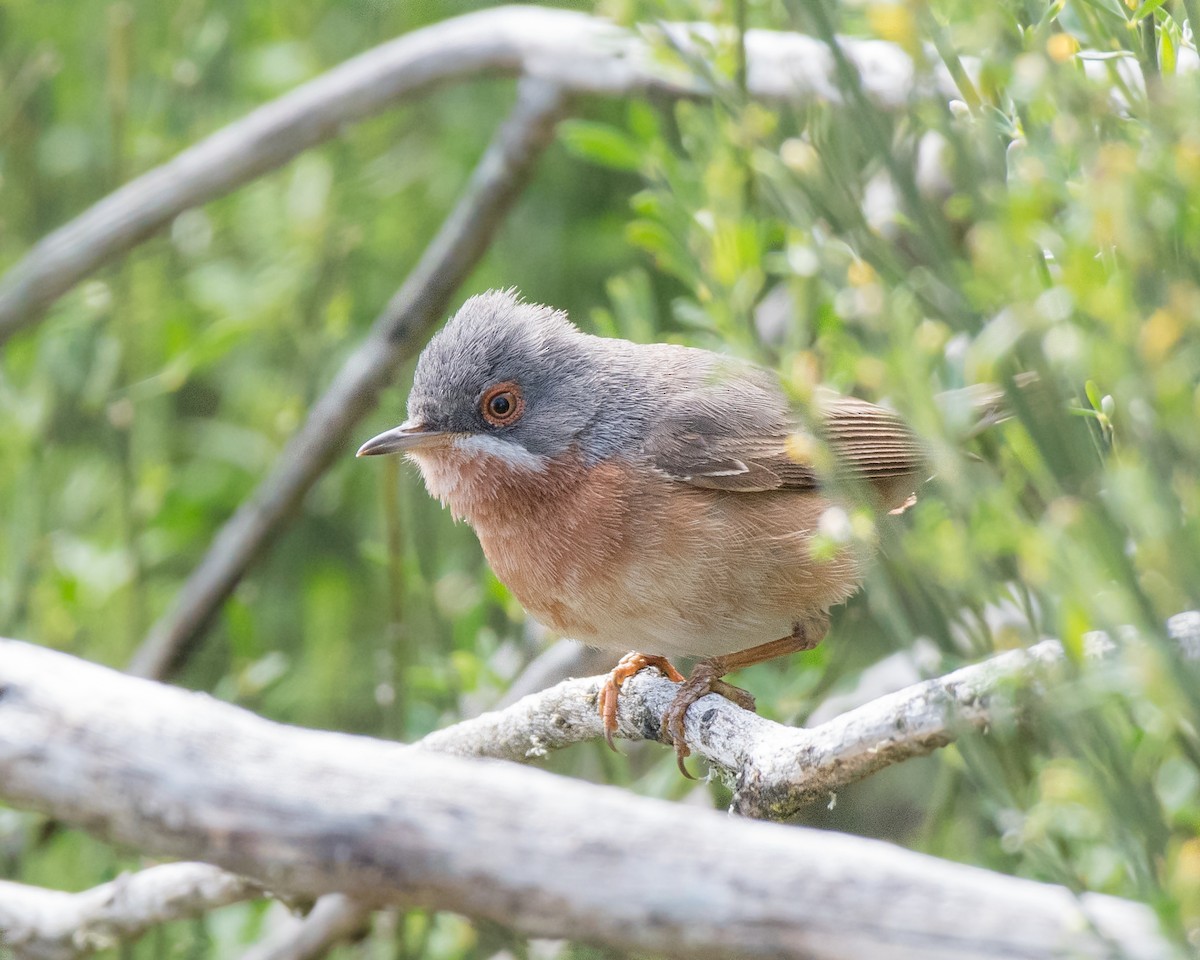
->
[
  {"left": 0, "top": 638, "right": 1174, "bottom": 960},
  {"left": 0, "top": 5, "right": 956, "bottom": 344},
  {"left": 126, "top": 78, "right": 567, "bottom": 680},
  {"left": 0, "top": 863, "right": 259, "bottom": 960},
  {"left": 8, "top": 615, "right": 1194, "bottom": 957},
  {"left": 420, "top": 611, "right": 1200, "bottom": 818}
]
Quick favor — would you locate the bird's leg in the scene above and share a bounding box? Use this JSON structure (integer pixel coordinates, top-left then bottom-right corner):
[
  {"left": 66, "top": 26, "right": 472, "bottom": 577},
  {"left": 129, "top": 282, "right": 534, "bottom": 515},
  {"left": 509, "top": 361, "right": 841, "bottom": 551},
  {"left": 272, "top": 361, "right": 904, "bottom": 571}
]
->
[
  {"left": 598, "top": 651, "right": 684, "bottom": 751},
  {"left": 663, "top": 617, "right": 829, "bottom": 778}
]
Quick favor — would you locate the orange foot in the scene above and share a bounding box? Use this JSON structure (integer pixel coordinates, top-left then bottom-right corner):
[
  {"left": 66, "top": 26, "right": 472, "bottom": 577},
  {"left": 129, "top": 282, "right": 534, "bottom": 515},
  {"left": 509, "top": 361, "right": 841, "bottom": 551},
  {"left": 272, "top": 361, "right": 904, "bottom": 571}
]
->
[
  {"left": 662, "top": 666, "right": 756, "bottom": 779},
  {"left": 598, "top": 652, "right": 684, "bottom": 751}
]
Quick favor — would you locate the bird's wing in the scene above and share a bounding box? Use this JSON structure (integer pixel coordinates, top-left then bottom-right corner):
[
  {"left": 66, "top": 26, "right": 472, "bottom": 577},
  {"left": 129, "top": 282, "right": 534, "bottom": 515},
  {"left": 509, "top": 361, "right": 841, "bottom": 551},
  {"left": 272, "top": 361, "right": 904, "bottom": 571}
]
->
[{"left": 642, "top": 374, "right": 922, "bottom": 494}]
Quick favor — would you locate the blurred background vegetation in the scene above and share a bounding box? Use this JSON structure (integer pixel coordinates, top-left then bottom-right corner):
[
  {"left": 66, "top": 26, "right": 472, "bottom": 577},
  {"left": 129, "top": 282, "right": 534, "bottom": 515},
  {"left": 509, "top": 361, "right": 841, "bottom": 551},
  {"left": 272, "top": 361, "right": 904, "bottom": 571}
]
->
[{"left": 3, "top": 0, "right": 1200, "bottom": 956}]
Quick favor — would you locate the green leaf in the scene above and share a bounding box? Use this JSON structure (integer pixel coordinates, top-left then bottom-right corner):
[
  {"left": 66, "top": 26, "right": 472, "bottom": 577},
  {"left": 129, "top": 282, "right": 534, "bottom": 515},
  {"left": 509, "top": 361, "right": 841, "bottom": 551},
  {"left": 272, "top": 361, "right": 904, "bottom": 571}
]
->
[
  {"left": 624, "top": 220, "right": 700, "bottom": 287},
  {"left": 558, "top": 120, "right": 644, "bottom": 172},
  {"left": 1128, "top": 0, "right": 1167, "bottom": 20},
  {"left": 626, "top": 99, "right": 661, "bottom": 142},
  {"left": 1160, "top": 23, "right": 1176, "bottom": 73},
  {"left": 1072, "top": 0, "right": 1129, "bottom": 23}
]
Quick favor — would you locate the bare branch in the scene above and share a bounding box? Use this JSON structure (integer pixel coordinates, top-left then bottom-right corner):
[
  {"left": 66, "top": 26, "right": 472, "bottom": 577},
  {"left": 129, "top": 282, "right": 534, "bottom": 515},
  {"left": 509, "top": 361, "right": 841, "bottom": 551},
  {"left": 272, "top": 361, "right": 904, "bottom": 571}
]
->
[
  {"left": 0, "top": 863, "right": 259, "bottom": 960},
  {"left": 0, "top": 868, "right": 367, "bottom": 960},
  {"left": 0, "top": 637, "right": 1173, "bottom": 960},
  {"left": 494, "top": 639, "right": 619, "bottom": 710},
  {"left": 238, "top": 895, "right": 370, "bottom": 960},
  {"left": 125, "top": 78, "right": 567, "bottom": 680},
  {"left": 418, "top": 611, "right": 1200, "bottom": 819},
  {"left": 10, "top": 614, "right": 1194, "bottom": 957},
  {"left": 0, "top": 5, "right": 957, "bottom": 344}
]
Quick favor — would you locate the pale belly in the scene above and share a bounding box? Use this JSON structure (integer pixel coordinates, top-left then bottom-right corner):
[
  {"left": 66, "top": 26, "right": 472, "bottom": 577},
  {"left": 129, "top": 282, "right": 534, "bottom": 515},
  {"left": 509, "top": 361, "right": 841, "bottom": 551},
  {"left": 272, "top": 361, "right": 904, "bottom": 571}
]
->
[{"left": 479, "top": 477, "right": 864, "bottom": 659}]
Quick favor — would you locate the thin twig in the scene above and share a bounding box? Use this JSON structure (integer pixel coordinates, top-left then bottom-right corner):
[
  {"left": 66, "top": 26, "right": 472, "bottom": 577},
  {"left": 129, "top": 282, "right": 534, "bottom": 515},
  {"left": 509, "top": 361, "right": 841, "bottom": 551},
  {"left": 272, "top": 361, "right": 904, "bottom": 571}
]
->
[
  {"left": 125, "top": 78, "right": 567, "bottom": 680},
  {"left": 493, "top": 638, "right": 619, "bottom": 710}
]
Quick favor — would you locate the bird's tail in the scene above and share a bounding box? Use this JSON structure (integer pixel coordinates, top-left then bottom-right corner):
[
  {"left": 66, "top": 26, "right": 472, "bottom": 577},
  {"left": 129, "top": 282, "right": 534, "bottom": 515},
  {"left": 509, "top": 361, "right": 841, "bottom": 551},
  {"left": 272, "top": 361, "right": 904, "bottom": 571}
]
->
[{"left": 934, "top": 372, "right": 1041, "bottom": 440}]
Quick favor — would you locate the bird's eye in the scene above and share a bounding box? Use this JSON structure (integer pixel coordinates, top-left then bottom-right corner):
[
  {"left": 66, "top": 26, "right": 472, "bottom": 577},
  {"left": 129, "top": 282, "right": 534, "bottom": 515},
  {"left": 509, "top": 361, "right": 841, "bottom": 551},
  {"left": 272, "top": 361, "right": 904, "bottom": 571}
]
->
[{"left": 481, "top": 382, "right": 524, "bottom": 426}]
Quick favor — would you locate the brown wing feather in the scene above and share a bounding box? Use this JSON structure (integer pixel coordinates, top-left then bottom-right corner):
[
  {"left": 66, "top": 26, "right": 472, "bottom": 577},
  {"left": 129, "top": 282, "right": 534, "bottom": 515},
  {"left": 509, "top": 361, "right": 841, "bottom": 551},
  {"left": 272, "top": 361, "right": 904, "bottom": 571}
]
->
[{"left": 644, "top": 382, "right": 922, "bottom": 495}]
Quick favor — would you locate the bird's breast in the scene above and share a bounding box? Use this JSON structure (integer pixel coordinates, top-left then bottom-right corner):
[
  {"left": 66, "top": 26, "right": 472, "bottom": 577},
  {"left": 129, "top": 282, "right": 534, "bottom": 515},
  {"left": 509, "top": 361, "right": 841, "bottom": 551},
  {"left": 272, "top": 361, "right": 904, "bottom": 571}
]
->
[
  {"left": 409, "top": 446, "right": 635, "bottom": 635},
  {"left": 410, "top": 446, "right": 865, "bottom": 657}
]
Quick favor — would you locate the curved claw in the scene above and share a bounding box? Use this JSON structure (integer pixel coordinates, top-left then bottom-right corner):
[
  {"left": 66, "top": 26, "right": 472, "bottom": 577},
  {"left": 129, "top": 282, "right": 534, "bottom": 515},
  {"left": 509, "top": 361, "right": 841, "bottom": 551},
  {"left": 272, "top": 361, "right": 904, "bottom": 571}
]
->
[
  {"left": 670, "top": 716, "right": 696, "bottom": 779},
  {"left": 660, "top": 681, "right": 705, "bottom": 778},
  {"left": 660, "top": 670, "right": 757, "bottom": 778},
  {"left": 597, "top": 652, "right": 684, "bottom": 752}
]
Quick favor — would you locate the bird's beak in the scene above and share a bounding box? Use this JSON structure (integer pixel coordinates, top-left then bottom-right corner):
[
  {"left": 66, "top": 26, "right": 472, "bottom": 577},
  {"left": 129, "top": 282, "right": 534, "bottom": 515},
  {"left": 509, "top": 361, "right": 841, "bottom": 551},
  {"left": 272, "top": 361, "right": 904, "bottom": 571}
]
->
[{"left": 356, "top": 421, "right": 446, "bottom": 457}]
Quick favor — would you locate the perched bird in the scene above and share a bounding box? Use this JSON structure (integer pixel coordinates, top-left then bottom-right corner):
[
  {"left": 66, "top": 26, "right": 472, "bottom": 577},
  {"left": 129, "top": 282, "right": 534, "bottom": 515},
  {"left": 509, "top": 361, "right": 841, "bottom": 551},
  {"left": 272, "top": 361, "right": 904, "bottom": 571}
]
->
[{"left": 358, "top": 289, "right": 926, "bottom": 774}]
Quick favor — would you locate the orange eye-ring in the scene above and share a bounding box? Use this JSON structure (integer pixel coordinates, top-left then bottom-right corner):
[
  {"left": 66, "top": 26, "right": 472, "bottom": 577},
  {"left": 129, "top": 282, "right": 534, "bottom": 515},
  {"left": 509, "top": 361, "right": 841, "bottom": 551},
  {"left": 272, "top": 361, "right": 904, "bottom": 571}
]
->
[{"left": 480, "top": 382, "right": 524, "bottom": 426}]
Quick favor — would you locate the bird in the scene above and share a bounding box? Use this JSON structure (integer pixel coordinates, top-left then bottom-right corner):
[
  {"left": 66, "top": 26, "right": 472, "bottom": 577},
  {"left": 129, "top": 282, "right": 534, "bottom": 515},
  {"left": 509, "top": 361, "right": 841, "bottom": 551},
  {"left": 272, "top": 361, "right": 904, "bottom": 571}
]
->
[{"left": 357, "top": 288, "right": 928, "bottom": 775}]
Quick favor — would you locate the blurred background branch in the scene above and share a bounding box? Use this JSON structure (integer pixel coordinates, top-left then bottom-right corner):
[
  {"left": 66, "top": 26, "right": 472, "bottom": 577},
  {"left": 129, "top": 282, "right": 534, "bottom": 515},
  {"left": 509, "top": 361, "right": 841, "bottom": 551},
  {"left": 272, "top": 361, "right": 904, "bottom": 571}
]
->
[
  {"left": 125, "top": 77, "right": 567, "bottom": 680},
  {"left": 6, "top": 6, "right": 991, "bottom": 688},
  {"left": 0, "top": 5, "right": 965, "bottom": 347}
]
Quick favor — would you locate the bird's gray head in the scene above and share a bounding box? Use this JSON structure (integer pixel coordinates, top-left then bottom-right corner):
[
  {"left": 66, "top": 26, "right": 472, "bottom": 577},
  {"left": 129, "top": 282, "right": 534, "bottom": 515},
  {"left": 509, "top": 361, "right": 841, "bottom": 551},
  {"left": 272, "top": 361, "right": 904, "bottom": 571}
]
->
[{"left": 357, "top": 290, "right": 619, "bottom": 470}]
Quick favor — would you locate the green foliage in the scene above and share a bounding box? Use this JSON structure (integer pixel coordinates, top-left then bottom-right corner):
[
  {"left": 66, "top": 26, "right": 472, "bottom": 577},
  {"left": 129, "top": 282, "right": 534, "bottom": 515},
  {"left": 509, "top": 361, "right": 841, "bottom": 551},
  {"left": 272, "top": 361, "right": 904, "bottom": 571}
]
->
[
  {"left": 4, "top": 0, "right": 1200, "bottom": 956},
  {"left": 589, "top": 0, "right": 1200, "bottom": 947}
]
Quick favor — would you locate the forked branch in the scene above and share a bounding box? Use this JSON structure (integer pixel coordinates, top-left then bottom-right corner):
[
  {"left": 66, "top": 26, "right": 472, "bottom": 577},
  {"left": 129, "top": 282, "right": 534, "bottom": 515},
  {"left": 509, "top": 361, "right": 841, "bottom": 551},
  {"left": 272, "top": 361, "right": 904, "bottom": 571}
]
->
[{"left": 0, "top": 5, "right": 961, "bottom": 344}]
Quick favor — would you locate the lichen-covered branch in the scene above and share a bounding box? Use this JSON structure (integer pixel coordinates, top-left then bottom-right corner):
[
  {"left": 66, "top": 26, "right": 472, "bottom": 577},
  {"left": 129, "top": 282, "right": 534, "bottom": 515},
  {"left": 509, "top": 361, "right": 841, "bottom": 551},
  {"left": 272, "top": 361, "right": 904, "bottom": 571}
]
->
[
  {"left": 0, "top": 863, "right": 259, "bottom": 960},
  {"left": 0, "top": 637, "right": 1174, "bottom": 960},
  {"left": 420, "top": 611, "right": 1200, "bottom": 818}
]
